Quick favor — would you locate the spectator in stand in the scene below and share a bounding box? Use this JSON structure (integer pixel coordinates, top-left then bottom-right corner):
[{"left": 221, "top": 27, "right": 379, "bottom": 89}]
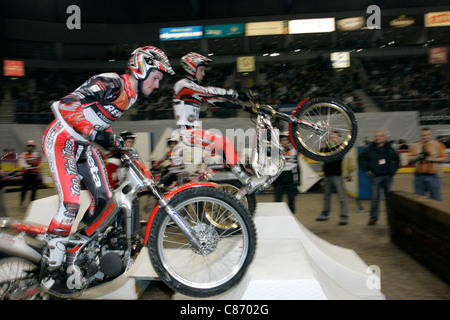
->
[
  {"left": 18, "top": 140, "right": 42, "bottom": 207},
  {"left": 358, "top": 130, "right": 400, "bottom": 225},
  {"left": 408, "top": 127, "right": 448, "bottom": 201}
]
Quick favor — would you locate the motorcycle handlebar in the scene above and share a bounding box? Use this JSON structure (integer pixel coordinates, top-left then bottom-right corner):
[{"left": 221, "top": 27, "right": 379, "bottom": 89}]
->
[{"left": 247, "top": 103, "right": 296, "bottom": 124}]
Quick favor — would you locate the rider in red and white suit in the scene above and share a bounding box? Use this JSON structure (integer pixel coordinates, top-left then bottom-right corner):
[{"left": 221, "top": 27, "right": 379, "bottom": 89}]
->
[
  {"left": 173, "top": 52, "right": 268, "bottom": 193},
  {"left": 41, "top": 46, "right": 174, "bottom": 278}
]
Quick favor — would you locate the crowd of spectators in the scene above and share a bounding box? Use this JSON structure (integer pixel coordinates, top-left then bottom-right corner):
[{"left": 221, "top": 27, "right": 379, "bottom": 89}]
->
[
  {"left": 5, "top": 54, "right": 449, "bottom": 124},
  {"left": 250, "top": 56, "right": 363, "bottom": 111},
  {"left": 361, "top": 56, "right": 450, "bottom": 111}
]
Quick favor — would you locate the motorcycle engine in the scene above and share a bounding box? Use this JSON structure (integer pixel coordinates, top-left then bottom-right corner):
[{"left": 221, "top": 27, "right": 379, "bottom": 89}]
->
[
  {"left": 97, "top": 228, "right": 127, "bottom": 278},
  {"left": 73, "top": 227, "right": 128, "bottom": 285}
]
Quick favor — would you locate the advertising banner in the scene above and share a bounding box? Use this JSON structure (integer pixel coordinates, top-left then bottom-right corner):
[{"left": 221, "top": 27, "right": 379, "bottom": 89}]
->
[
  {"left": 237, "top": 56, "right": 255, "bottom": 73},
  {"left": 330, "top": 52, "right": 351, "bottom": 69},
  {"left": 3, "top": 60, "right": 25, "bottom": 77},
  {"left": 245, "top": 21, "right": 288, "bottom": 36},
  {"left": 204, "top": 24, "right": 245, "bottom": 38},
  {"left": 160, "top": 26, "right": 203, "bottom": 41},
  {"left": 425, "top": 11, "right": 450, "bottom": 27},
  {"left": 289, "top": 18, "right": 335, "bottom": 34},
  {"left": 429, "top": 48, "right": 448, "bottom": 64}
]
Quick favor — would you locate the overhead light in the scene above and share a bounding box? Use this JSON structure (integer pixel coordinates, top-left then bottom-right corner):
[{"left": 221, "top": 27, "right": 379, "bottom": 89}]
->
[
  {"left": 263, "top": 53, "right": 269, "bottom": 56},
  {"left": 207, "top": 53, "right": 214, "bottom": 56},
  {"left": 270, "top": 53, "right": 280, "bottom": 57}
]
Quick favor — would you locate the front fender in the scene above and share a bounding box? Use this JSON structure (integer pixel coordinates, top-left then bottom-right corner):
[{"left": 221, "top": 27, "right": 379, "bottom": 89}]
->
[
  {"left": 142, "top": 182, "right": 220, "bottom": 244},
  {"left": 288, "top": 97, "right": 310, "bottom": 150}
]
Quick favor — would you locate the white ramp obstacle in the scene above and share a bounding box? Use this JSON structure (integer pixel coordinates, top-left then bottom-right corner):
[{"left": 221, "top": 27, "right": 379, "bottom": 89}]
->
[{"left": 24, "top": 196, "right": 384, "bottom": 300}]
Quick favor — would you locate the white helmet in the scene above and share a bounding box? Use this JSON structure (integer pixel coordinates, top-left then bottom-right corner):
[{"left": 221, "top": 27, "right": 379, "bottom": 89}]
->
[
  {"left": 128, "top": 46, "right": 175, "bottom": 80},
  {"left": 181, "top": 52, "right": 212, "bottom": 76}
]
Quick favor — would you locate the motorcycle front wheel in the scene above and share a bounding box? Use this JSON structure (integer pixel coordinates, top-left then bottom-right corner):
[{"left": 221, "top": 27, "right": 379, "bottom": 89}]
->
[
  {"left": 148, "top": 186, "right": 256, "bottom": 298},
  {"left": 289, "top": 97, "right": 358, "bottom": 162}
]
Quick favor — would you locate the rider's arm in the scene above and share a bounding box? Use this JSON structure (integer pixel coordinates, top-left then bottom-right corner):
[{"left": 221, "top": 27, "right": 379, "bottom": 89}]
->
[
  {"left": 174, "top": 78, "right": 237, "bottom": 104},
  {"left": 58, "top": 74, "right": 121, "bottom": 140}
]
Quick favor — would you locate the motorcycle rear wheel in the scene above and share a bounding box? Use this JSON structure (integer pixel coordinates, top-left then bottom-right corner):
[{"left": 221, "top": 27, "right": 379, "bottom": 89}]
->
[
  {"left": 0, "top": 257, "right": 46, "bottom": 300},
  {"left": 218, "top": 180, "right": 257, "bottom": 215},
  {"left": 289, "top": 97, "right": 357, "bottom": 162},
  {"left": 148, "top": 186, "right": 256, "bottom": 298}
]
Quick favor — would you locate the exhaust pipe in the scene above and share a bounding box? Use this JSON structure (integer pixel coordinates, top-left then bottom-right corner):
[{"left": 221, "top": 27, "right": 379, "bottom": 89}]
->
[{"left": 0, "top": 232, "right": 42, "bottom": 264}]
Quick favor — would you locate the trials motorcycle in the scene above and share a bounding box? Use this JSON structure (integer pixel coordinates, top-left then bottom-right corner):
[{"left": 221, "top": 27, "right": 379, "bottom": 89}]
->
[
  {"left": 152, "top": 96, "right": 358, "bottom": 214},
  {"left": 0, "top": 144, "right": 256, "bottom": 299},
  {"left": 172, "top": 96, "right": 358, "bottom": 207}
]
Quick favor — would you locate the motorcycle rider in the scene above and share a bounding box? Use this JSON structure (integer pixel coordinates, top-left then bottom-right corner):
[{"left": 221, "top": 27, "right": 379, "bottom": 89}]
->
[
  {"left": 41, "top": 46, "right": 174, "bottom": 293},
  {"left": 173, "top": 52, "right": 268, "bottom": 194}
]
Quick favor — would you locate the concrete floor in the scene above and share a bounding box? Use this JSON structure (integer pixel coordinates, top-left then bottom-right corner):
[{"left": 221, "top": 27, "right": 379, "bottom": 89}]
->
[{"left": 2, "top": 172, "right": 450, "bottom": 300}]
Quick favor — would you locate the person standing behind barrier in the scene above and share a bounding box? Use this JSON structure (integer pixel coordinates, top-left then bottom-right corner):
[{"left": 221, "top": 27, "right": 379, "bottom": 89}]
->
[
  {"left": 273, "top": 133, "right": 300, "bottom": 214},
  {"left": 104, "top": 131, "right": 137, "bottom": 189},
  {"left": 408, "top": 127, "right": 448, "bottom": 201},
  {"left": 151, "top": 137, "right": 185, "bottom": 190},
  {"left": 18, "top": 140, "right": 42, "bottom": 207},
  {"left": 316, "top": 133, "right": 349, "bottom": 225},
  {"left": 358, "top": 130, "right": 400, "bottom": 225}
]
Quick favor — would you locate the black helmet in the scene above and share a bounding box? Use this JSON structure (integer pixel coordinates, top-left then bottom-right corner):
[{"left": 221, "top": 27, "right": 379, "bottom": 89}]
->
[
  {"left": 120, "top": 131, "right": 136, "bottom": 140},
  {"left": 167, "top": 137, "right": 179, "bottom": 146}
]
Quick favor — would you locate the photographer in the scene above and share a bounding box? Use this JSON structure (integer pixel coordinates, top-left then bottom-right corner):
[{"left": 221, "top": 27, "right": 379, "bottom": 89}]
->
[{"left": 408, "top": 127, "right": 448, "bottom": 201}]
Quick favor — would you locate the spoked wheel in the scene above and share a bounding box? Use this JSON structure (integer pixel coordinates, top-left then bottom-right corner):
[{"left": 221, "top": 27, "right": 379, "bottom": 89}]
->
[
  {"left": 289, "top": 97, "right": 357, "bottom": 162},
  {"left": 148, "top": 186, "right": 256, "bottom": 298},
  {"left": 217, "top": 181, "right": 257, "bottom": 215},
  {"left": 0, "top": 257, "right": 47, "bottom": 300}
]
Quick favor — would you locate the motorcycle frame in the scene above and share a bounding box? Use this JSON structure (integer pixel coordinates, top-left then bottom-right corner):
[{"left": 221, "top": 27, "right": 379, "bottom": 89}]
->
[{"left": 84, "top": 149, "right": 219, "bottom": 249}]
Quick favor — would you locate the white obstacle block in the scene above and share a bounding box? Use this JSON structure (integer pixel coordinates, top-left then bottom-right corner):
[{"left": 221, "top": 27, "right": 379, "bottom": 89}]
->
[{"left": 253, "top": 202, "right": 385, "bottom": 300}]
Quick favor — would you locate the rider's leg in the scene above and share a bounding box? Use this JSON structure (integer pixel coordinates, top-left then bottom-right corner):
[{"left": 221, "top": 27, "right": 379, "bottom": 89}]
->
[
  {"left": 79, "top": 145, "right": 113, "bottom": 226},
  {"left": 42, "top": 122, "right": 80, "bottom": 270},
  {"left": 200, "top": 129, "right": 269, "bottom": 193}
]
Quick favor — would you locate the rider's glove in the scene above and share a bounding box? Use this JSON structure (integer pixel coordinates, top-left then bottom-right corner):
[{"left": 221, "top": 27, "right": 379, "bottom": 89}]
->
[
  {"left": 93, "top": 131, "right": 123, "bottom": 150},
  {"left": 237, "top": 91, "right": 250, "bottom": 102},
  {"left": 242, "top": 105, "right": 256, "bottom": 114}
]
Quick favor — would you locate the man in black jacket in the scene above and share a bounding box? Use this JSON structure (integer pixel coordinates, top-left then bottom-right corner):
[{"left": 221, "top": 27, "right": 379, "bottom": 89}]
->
[{"left": 358, "top": 130, "right": 400, "bottom": 225}]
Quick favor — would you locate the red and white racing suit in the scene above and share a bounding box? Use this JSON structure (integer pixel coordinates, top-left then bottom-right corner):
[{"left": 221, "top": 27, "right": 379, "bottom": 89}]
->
[
  {"left": 173, "top": 77, "right": 239, "bottom": 166},
  {"left": 42, "top": 73, "right": 137, "bottom": 236}
]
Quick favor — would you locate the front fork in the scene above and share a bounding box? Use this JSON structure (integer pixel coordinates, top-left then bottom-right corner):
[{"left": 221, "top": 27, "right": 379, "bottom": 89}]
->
[{"left": 146, "top": 179, "right": 204, "bottom": 250}]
